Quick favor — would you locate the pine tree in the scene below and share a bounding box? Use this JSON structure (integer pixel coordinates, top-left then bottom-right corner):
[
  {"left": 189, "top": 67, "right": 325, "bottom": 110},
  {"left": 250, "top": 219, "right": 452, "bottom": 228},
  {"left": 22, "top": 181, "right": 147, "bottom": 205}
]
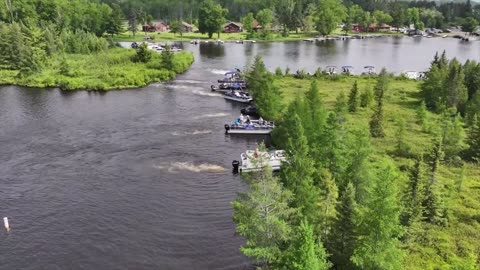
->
[
  {"left": 416, "top": 100, "right": 428, "bottom": 128},
  {"left": 328, "top": 182, "right": 357, "bottom": 270},
  {"left": 335, "top": 91, "right": 348, "bottom": 124},
  {"left": 128, "top": 9, "right": 138, "bottom": 37},
  {"left": 232, "top": 164, "right": 295, "bottom": 267},
  {"left": 360, "top": 86, "right": 374, "bottom": 108},
  {"left": 281, "top": 113, "right": 320, "bottom": 224},
  {"left": 132, "top": 42, "right": 152, "bottom": 63},
  {"left": 316, "top": 170, "right": 338, "bottom": 240},
  {"left": 422, "top": 138, "right": 444, "bottom": 223},
  {"left": 369, "top": 69, "right": 388, "bottom": 138},
  {"left": 348, "top": 81, "right": 359, "bottom": 112},
  {"left": 369, "top": 99, "right": 385, "bottom": 138},
  {"left": 246, "top": 56, "right": 282, "bottom": 120},
  {"left": 441, "top": 112, "right": 468, "bottom": 160},
  {"left": 443, "top": 59, "right": 468, "bottom": 114},
  {"left": 352, "top": 159, "right": 404, "bottom": 270},
  {"left": 160, "top": 46, "right": 174, "bottom": 70},
  {"left": 305, "top": 80, "right": 328, "bottom": 137},
  {"left": 395, "top": 117, "right": 411, "bottom": 156},
  {"left": 466, "top": 114, "right": 480, "bottom": 160},
  {"left": 282, "top": 220, "right": 332, "bottom": 270},
  {"left": 401, "top": 155, "right": 426, "bottom": 227}
]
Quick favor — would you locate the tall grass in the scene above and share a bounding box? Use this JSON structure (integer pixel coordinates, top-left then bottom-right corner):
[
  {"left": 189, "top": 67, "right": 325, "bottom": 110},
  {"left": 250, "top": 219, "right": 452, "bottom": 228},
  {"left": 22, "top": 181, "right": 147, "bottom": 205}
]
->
[{"left": 0, "top": 48, "right": 194, "bottom": 91}]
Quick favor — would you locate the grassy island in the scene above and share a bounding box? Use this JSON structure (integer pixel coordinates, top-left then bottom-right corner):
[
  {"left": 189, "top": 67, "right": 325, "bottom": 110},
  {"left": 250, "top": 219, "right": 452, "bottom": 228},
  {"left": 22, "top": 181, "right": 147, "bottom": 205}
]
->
[{"left": 0, "top": 47, "right": 194, "bottom": 91}]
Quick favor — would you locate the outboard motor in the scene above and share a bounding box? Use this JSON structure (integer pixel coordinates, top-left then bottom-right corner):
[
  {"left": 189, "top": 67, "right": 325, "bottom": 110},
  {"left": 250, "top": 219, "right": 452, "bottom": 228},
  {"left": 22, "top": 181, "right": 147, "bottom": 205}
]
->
[
  {"left": 232, "top": 160, "right": 240, "bottom": 174},
  {"left": 224, "top": 124, "right": 230, "bottom": 134}
]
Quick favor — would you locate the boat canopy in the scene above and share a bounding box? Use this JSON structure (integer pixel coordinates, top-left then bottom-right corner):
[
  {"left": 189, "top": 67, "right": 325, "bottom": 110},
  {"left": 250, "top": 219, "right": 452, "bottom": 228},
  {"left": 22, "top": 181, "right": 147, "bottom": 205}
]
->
[
  {"left": 225, "top": 71, "right": 238, "bottom": 76},
  {"left": 326, "top": 65, "right": 337, "bottom": 68},
  {"left": 342, "top": 66, "right": 354, "bottom": 69},
  {"left": 364, "top": 65, "right": 375, "bottom": 69}
]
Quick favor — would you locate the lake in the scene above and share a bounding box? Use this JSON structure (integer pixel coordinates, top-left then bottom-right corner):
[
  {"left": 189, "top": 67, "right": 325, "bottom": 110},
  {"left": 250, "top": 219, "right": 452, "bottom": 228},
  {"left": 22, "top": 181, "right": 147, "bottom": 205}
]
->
[{"left": 0, "top": 37, "right": 478, "bottom": 269}]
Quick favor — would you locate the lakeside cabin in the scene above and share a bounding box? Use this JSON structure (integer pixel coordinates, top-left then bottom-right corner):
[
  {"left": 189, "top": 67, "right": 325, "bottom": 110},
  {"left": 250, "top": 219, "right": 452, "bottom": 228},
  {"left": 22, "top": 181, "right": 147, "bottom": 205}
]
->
[
  {"left": 224, "top": 22, "right": 243, "bottom": 33},
  {"left": 142, "top": 22, "right": 169, "bottom": 32},
  {"left": 182, "top": 22, "right": 193, "bottom": 32}
]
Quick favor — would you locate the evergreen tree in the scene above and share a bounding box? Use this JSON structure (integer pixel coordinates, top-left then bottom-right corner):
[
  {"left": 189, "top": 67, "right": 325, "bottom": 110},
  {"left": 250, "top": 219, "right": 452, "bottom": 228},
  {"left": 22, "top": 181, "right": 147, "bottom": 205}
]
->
[
  {"left": 422, "top": 138, "right": 444, "bottom": 223},
  {"left": 282, "top": 220, "right": 332, "bottom": 270},
  {"left": 352, "top": 159, "right": 404, "bottom": 270},
  {"left": 401, "top": 155, "right": 426, "bottom": 227},
  {"left": 106, "top": 3, "right": 124, "bottom": 37},
  {"left": 160, "top": 46, "right": 174, "bottom": 70},
  {"left": 316, "top": 169, "right": 339, "bottom": 240},
  {"left": 128, "top": 9, "right": 138, "bottom": 37},
  {"left": 395, "top": 117, "right": 411, "bottom": 156},
  {"left": 416, "top": 100, "right": 429, "bottom": 131},
  {"left": 466, "top": 114, "right": 480, "bottom": 160},
  {"left": 441, "top": 112, "right": 468, "bottom": 160},
  {"left": 281, "top": 113, "right": 320, "bottom": 224},
  {"left": 348, "top": 81, "right": 359, "bottom": 112},
  {"left": 369, "top": 68, "right": 388, "bottom": 138},
  {"left": 359, "top": 86, "right": 373, "bottom": 108},
  {"left": 334, "top": 91, "right": 348, "bottom": 121},
  {"left": 246, "top": 56, "right": 282, "bottom": 120},
  {"left": 241, "top": 12, "right": 254, "bottom": 36},
  {"left": 132, "top": 42, "right": 152, "bottom": 63},
  {"left": 443, "top": 59, "right": 468, "bottom": 114},
  {"left": 232, "top": 164, "right": 295, "bottom": 267},
  {"left": 328, "top": 182, "right": 357, "bottom": 270}
]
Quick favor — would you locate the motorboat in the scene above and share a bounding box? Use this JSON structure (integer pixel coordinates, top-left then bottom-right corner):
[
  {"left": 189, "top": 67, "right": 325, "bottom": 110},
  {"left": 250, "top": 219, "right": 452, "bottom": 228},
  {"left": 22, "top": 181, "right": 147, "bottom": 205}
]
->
[
  {"left": 223, "top": 91, "right": 252, "bottom": 104},
  {"left": 232, "top": 150, "right": 287, "bottom": 173},
  {"left": 341, "top": 65, "right": 354, "bottom": 75},
  {"left": 190, "top": 39, "right": 199, "bottom": 44},
  {"left": 217, "top": 39, "right": 224, "bottom": 45},
  {"left": 240, "top": 105, "right": 258, "bottom": 116},
  {"left": 224, "top": 119, "right": 274, "bottom": 135},
  {"left": 218, "top": 71, "right": 245, "bottom": 84},
  {"left": 211, "top": 82, "right": 247, "bottom": 91},
  {"left": 362, "top": 66, "right": 376, "bottom": 75},
  {"left": 325, "top": 66, "right": 337, "bottom": 75},
  {"left": 403, "top": 71, "right": 426, "bottom": 80}
]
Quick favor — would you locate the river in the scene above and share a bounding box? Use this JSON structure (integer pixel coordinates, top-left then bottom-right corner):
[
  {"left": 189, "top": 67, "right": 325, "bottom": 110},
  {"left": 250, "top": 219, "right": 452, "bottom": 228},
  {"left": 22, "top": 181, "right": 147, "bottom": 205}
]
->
[{"left": 0, "top": 37, "right": 479, "bottom": 270}]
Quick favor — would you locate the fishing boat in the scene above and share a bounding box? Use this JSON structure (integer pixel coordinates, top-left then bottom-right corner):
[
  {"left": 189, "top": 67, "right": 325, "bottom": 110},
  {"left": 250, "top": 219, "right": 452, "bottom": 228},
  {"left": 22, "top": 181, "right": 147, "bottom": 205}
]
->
[
  {"left": 232, "top": 150, "right": 287, "bottom": 173},
  {"left": 217, "top": 71, "right": 245, "bottom": 84},
  {"left": 325, "top": 66, "right": 337, "bottom": 75},
  {"left": 223, "top": 91, "right": 252, "bottom": 103},
  {"left": 211, "top": 82, "right": 247, "bottom": 91},
  {"left": 224, "top": 119, "right": 274, "bottom": 135},
  {"left": 341, "top": 65, "right": 354, "bottom": 75},
  {"left": 362, "top": 66, "right": 376, "bottom": 75}
]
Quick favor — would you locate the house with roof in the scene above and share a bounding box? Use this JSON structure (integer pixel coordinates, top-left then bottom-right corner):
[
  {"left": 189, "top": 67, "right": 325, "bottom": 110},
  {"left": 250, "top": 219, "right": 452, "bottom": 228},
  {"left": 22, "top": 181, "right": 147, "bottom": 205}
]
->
[
  {"left": 182, "top": 22, "right": 193, "bottom": 32},
  {"left": 224, "top": 22, "right": 243, "bottom": 33},
  {"left": 142, "top": 22, "right": 169, "bottom": 32}
]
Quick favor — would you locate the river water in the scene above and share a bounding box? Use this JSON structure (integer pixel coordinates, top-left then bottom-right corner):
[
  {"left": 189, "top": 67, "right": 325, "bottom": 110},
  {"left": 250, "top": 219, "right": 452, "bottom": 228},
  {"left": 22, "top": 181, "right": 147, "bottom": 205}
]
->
[{"left": 0, "top": 37, "right": 479, "bottom": 270}]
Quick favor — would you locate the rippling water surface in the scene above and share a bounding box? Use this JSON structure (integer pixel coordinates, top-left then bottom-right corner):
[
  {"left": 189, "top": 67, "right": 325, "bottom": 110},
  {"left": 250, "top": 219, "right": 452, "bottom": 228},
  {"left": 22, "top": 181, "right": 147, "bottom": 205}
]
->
[{"left": 1, "top": 38, "right": 479, "bottom": 269}]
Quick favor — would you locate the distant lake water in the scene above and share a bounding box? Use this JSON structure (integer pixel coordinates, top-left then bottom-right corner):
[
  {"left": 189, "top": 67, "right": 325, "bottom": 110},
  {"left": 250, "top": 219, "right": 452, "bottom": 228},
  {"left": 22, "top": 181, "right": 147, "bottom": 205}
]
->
[{"left": 1, "top": 37, "right": 479, "bottom": 270}]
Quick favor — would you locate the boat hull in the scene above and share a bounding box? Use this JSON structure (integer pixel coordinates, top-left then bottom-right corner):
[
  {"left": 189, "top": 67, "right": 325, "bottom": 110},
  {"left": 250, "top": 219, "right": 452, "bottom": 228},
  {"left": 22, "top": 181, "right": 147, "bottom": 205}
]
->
[
  {"left": 223, "top": 96, "right": 252, "bottom": 103},
  {"left": 226, "top": 129, "right": 272, "bottom": 135}
]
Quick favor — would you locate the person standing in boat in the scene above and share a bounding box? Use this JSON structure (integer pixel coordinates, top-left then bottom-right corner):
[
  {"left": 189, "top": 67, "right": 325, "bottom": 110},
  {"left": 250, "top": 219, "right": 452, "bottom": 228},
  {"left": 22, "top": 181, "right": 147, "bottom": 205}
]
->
[
  {"left": 258, "top": 116, "right": 264, "bottom": 125},
  {"left": 239, "top": 114, "right": 245, "bottom": 123},
  {"left": 246, "top": 115, "right": 251, "bottom": 124}
]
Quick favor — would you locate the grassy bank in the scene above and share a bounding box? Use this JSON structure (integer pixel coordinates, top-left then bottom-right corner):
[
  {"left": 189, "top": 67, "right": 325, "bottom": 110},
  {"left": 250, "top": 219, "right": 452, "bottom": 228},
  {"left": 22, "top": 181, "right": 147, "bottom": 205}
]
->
[
  {"left": 0, "top": 47, "right": 194, "bottom": 91},
  {"left": 275, "top": 74, "right": 480, "bottom": 269},
  {"left": 112, "top": 29, "right": 400, "bottom": 43}
]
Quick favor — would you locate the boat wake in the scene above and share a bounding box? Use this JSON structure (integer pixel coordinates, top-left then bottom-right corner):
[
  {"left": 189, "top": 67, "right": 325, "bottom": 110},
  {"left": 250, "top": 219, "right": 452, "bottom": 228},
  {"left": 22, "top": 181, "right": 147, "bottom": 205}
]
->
[
  {"left": 171, "top": 130, "right": 212, "bottom": 136},
  {"left": 209, "top": 68, "right": 230, "bottom": 75},
  {"left": 192, "top": 89, "right": 222, "bottom": 97},
  {"left": 193, "top": 112, "right": 230, "bottom": 119},
  {"left": 175, "top": 79, "right": 206, "bottom": 84},
  {"left": 154, "top": 162, "right": 226, "bottom": 173}
]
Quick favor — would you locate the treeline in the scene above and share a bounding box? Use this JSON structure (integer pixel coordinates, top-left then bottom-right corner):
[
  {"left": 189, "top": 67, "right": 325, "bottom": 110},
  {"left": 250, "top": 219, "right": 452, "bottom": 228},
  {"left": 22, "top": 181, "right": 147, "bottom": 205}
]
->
[
  {"left": 104, "top": 0, "right": 480, "bottom": 33},
  {"left": 232, "top": 56, "right": 479, "bottom": 269}
]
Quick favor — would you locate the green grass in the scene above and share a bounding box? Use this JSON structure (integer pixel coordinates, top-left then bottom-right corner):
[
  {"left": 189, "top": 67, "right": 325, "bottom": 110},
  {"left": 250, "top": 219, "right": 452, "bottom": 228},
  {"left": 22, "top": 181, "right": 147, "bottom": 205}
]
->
[
  {"left": 275, "top": 74, "right": 480, "bottom": 269},
  {"left": 0, "top": 47, "right": 194, "bottom": 91},
  {"left": 112, "top": 29, "right": 402, "bottom": 43}
]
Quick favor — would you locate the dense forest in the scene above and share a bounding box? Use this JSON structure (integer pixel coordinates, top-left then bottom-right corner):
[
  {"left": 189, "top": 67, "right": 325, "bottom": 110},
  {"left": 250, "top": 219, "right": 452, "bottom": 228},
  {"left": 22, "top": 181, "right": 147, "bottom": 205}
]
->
[
  {"left": 0, "top": 0, "right": 193, "bottom": 90},
  {"left": 102, "top": 0, "right": 480, "bottom": 33},
  {"left": 232, "top": 56, "right": 480, "bottom": 269}
]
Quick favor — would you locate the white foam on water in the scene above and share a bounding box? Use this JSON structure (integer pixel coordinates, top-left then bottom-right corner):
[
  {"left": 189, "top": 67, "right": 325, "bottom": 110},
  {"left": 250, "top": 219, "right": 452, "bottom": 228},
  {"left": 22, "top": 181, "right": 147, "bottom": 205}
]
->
[
  {"left": 154, "top": 162, "right": 226, "bottom": 173},
  {"left": 171, "top": 130, "right": 213, "bottom": 136},
  {"left": 209, "top": 69, "right": 230, "bottom": 75},
  {"left": 192, "top": 89, "right": 222, "bottom": 97},
  {"left": 175, "top": 79, "right": 205, "bottom": 84},
  {"left": 193, "top": 112, "right": 230, "bottom": 119}
]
